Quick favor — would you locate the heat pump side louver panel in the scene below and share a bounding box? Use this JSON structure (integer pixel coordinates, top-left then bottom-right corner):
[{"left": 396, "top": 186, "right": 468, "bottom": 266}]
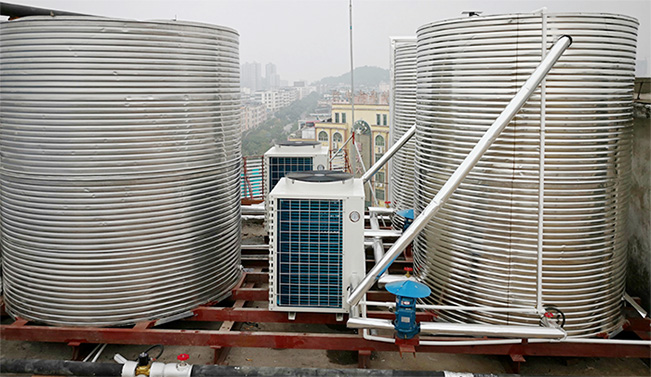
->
[
  {"left": 277, "top": 199, "right": 343, "bottom": 308},
  {"left": 268, "top": 157, "right": 313, "bottom": 191}
]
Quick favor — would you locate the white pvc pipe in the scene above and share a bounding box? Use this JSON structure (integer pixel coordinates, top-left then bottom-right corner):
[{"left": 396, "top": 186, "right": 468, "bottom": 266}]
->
[
  {"left": 363, "top": 328, "right": 395, "bottom": 343},
  {"left": 419, "top": 339, "right": 523, "bottom": 346},
  {"left": 348, "top": 317, "right": 395, "bottom": 330},
  {"left": 361, "top": 333, "right": 651, "bottom": 347},
  {"left": 82, "top": 344, "right": 101, "bottom": 362},
  {"left": 420, "top": 322, "right": 565, "bottom": 339},
  {"left": 361, "top": 300, "right": 538, "bottom": 314},
  {"left": 91, "top": 343, "right": 107, "bottom": 363},
  {"left": 347, "top": 35, "right": 573, "bottom": 307}
]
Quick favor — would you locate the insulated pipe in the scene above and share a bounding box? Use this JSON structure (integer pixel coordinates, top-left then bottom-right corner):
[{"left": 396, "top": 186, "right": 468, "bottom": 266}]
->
[
  {"left": 348, "top": 318, "right": 565, "bottom": 339},
  {"left": 329, "top": 133, "right": 354, "bottom": 163},
  {"left": 0, "top": 359, "right": 446, "bottom": 377},
  {"left": 420, "top": 322, "right": 565, "bottom": 339},
  {"left": 362, "top": 124, "right": 416, "bottom": 183},
  {"left": 347, "top": 35, "right": 573, "bottom": 307},
  {"left": 0, "top": 359, "right": 122, "bottom": 376}
]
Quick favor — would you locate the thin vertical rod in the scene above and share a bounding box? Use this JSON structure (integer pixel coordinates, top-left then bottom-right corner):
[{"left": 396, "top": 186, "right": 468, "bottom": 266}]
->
[
  {"left": 349, "top": 0, "right": 355, "bottom": 131},
  {"left": 347, "top": 35, "right": 572, "bottom": 307},
  {"left": 537, "top": 8, "right": 548, "bottom": 312}
]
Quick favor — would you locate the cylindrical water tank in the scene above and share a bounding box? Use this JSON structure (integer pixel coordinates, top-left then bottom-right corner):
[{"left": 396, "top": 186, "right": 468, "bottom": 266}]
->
[
  {"left": 389, "top": 38, "right": 417, "bottom": 230},
  {"left": 0, "top": 16, "right": 242, "bottom": 326},
  {"left": 415, "top": 13, "right": 637, "bottom": 337}
]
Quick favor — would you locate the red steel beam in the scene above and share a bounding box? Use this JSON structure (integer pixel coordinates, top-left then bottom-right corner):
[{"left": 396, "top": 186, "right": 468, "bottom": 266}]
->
[
  {"left": 242, "top": 271, "right": 268, "bottom": 284},
  {"left": 1, "top": 323, "right": 649, "bottom": 358},
  {"left": 189, "top": 307, "right": 435, "bottom": 324}
]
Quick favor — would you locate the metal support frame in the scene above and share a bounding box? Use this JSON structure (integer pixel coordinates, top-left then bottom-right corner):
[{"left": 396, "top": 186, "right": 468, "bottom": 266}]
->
[
  {"left": 0, "top": 250, "right": 649, "bottom": 365},
  {"left": 2, "top": 312, "right": 648, "bottom": 359}
]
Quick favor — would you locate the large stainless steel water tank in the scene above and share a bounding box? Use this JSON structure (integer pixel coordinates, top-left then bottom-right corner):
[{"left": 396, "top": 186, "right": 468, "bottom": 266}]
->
[
  {"left": 0, "top": 17, "right": 242, "bottom": 326},
  {"left": 389, "top": 38, "right": 417, "bottom": 229},
  {"left": 414, "top": 12, "right": 637, "bottom": 337}
]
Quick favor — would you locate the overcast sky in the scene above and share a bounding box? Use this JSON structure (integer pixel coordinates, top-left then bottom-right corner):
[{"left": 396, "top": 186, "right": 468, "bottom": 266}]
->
[{"left": 3, "top": 0, "right": 650, "bottom": 82}]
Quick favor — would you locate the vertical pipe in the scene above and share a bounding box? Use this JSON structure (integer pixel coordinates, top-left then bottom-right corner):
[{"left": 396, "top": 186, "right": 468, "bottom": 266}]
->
[
  {"left": 388, "top": 37, "right": 397, "bottom": 205},
  {"left": 536, "top": 8, "right": 548, "bottom": 312},
  {"left": 347, "top": 35, "right": 572, "bottom": 307},
  {"left": 354, "top": 136, "right": 379, "bottom": 205}
]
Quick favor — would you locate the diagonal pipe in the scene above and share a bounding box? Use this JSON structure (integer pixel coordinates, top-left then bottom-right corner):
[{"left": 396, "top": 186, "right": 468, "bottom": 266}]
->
[{"left": 347, "top": 35, "right": 573, "bottom": 307}]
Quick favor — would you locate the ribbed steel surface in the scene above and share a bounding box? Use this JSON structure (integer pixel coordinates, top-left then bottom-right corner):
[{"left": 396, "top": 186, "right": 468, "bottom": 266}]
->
[
  {"left": 414, "top": 13, "right": 637, "bottom": 337},
  {"left": 0, "top": 17, "right": 242, "bottom": 326},
  {"left": 390, "top": 38, "right": 418, "bottom": 226}
]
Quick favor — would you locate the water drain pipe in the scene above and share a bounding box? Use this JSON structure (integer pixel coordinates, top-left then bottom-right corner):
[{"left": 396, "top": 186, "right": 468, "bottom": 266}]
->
[{"left": 347, "top": 35, "right": 573, "bottom": 308}]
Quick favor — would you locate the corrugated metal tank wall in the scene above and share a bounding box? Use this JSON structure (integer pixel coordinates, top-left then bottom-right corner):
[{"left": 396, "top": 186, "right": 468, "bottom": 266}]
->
[
  {"left": 0, "top": 16, "right": 243, "bottom": 327},
  {"left": 389, "top": 38, "right": 418, "bottom": 229},
  {"left": 414, "top": 13, "right": 637, "bottom": 337}
]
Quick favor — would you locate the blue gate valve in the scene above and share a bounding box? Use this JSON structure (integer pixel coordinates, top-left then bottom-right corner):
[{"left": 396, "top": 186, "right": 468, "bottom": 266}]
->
[{"left": 385, "top": 279, "right": 431, "bottom": 339}]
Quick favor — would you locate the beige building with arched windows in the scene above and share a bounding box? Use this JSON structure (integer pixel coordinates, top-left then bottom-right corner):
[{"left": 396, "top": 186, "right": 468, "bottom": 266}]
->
[{"left": 314, "top": 103, "right": 390, "bottom": 206}]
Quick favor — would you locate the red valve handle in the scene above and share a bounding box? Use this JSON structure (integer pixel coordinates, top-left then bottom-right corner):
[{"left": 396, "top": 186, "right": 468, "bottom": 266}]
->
[
  {"left": 404, "top": 267, "right": 413, "bottom": 272},
  {"left": 177, "top": 353, "right": 189, "bottom": 361},
  {"left": 544, "top": 312, "right": 554, "bottom": 318}
]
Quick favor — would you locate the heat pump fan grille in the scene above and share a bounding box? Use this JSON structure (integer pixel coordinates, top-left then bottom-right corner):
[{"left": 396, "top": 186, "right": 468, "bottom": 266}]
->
[
  {"left": 276, "top": 199, "right": 343, "bottom": 308},
  {"left": 269, "top": 157, "right": 313, "bottom": 190}
]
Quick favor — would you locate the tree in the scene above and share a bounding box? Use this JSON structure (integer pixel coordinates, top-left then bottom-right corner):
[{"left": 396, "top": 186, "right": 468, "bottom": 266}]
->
[{"left": 242, "top": 92, "right": 320, "bottom": 156}]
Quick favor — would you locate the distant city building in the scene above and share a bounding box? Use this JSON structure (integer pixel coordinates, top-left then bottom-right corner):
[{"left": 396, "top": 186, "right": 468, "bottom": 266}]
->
[
  {"left": 255, "top": 90, "right": 279, "bottom": 112},
  {"left": 241, "top": 62, "right": 262, "bottom": 92},
  {"left": 241, "top": 101, "right": 268, "bottom": 132},
  {"left": 255, "top": 87, "right": 302, "bottom": 113},
  {"left": 265, "top": 63, "right": 280, "bottom": 90}
]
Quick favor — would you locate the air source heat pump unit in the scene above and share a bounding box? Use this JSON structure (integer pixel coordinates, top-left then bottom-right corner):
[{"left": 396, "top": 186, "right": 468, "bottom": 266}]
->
[
  {"left": 268, "top": 171, "right": 365, "bottom": 313},
  {"left": 263, "top": 141, "right": 329, "bottom": 200}
]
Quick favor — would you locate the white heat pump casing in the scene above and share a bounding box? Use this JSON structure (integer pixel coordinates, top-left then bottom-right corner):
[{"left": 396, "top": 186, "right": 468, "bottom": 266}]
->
[
  {"left": 263, "top": 142, "right": 329, "bottom": 231},
  {"left": 268, "top": 176, "right": 365, "bottom": 313},
  {"left": 263, "top": 143, "right": 329, "bottom": 200}
]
